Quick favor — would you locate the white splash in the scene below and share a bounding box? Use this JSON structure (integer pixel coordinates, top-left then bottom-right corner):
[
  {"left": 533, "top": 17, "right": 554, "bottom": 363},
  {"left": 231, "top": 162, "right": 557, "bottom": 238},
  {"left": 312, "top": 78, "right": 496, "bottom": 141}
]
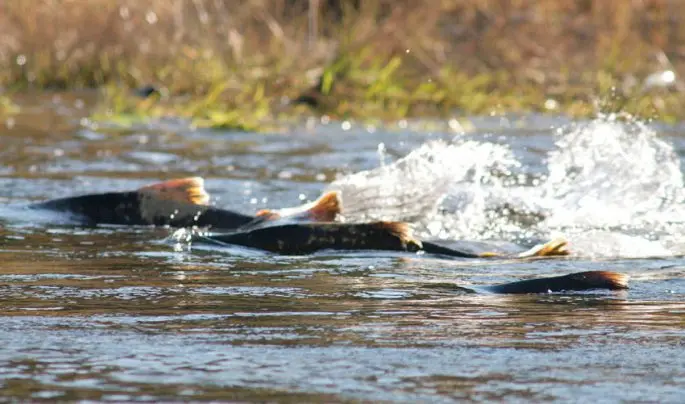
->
[
  {"left": 540, "top": 115, "right": 684, "bottom": 229},
  {"left": 326, "top": 138, "right": 519, "bottom": 226},
  {"left": 328, "top": 115, "right": 685, "bottom": 259}
]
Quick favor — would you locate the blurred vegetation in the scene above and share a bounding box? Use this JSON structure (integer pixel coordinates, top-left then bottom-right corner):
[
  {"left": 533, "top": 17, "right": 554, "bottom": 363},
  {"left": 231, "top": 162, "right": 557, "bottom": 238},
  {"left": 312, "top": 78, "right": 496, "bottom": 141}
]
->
[{"left": 1, "top": 0, "right": 685, "bottom": 129}]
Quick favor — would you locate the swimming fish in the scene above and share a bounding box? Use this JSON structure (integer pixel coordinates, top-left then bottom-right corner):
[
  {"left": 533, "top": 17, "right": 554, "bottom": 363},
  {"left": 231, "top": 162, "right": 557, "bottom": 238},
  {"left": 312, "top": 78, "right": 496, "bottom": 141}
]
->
[
  {"left": 426, "top": 270, "right": 629, "bottom": 294},
  {"left": 28, "top": 177, "right": 341, "bottom": 230},
  {"left": 198, "top": 220, "right": 569, "bottom": 258},
  {"left": 29, "top": 177, "right": 569, "bottom": 259},
  {"left": 482, "top": 270, "right": 629, "bottom": 294}
]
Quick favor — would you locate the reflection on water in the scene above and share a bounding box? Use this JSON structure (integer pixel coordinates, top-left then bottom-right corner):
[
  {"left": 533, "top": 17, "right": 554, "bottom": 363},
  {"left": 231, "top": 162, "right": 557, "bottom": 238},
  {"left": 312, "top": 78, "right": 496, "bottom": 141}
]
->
[{"left": 0, "top": 94, "right": 684, "bottom": 402}]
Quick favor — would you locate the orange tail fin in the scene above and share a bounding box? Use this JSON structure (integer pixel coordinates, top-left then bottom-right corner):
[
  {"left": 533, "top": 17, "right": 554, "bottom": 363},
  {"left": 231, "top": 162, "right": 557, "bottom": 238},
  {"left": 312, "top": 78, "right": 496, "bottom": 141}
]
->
[
  {"left": 516, "top": 237, "right": 570, "bottom": 258},
  {"left": 138, "top": 177, "right": 210, "bottom": 205}
]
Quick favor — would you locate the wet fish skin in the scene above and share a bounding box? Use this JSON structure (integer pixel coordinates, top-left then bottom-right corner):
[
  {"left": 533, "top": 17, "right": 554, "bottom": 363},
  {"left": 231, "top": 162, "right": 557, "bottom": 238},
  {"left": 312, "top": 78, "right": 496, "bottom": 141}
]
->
[
  {"left": 484, "top": 271, "right": 629, "bottom": 294},
  {"left": 30, "top": 192, "right": 255, "bottom": 229},
  {"left": 206, "top": 221, "right": 421, "bottom": 255}
]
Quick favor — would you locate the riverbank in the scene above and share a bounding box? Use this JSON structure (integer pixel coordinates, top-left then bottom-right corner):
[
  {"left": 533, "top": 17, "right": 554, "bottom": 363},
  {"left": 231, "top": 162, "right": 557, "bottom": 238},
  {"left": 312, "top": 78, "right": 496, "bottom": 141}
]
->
[{"left": 1, "top": 1, "right": 684, "bottom": 129}]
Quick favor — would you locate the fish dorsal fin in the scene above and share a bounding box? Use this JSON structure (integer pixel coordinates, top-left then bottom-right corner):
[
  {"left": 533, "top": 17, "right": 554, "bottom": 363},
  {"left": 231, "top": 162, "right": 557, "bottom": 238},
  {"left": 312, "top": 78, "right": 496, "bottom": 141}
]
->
[
  {"left": 138, "top": 177, "right": 210, "bottom": 206},
  {"left": 569, "top": 271, "right": 629, "bottom": 290},
  {"left": 306, "top": 191, "right": 341, "bottom": 222},
  {"left": 255, "top": 190, "right": 342, "bottom": 222},
  {"left": 373, "top": 221, "right": 423, "bottom": 250}
]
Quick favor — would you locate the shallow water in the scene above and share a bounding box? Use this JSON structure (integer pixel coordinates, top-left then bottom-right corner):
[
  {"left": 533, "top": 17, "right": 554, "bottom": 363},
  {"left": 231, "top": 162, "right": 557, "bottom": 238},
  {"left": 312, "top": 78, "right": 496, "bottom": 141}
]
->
[{"left": 0, "top": 93, "right": 684, "bottom": 402}]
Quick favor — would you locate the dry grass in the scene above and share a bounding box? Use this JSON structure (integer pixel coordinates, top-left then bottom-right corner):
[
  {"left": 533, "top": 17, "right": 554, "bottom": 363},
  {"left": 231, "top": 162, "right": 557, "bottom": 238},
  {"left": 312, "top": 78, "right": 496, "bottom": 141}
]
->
[{"left": 1, "top": 0, "right": 685, "bottom": 127}]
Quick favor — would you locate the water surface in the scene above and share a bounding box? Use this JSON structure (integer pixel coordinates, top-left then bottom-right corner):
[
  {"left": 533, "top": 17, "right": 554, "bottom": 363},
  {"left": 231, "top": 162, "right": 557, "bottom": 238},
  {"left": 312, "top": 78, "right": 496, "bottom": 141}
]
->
[{"left": 0, "top": 94, "right": 684, "bottom": 402}]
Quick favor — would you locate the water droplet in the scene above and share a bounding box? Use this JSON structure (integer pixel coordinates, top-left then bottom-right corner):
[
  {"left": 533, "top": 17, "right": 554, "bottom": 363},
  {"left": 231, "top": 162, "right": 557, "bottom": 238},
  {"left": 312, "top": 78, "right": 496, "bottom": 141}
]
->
[
  {"left": 448, "top": 118, "right": 462, "bottom": 132},
  {"left": 145, "top": 11, "right": 158, "bottom": 24},
  {"left": 119, "top": 6, "right": 130, "bottom": 19}
]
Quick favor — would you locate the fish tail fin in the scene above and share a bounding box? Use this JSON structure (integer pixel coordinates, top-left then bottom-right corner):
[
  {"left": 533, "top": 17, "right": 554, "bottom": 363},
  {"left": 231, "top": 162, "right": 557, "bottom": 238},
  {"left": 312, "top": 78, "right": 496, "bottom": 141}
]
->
[
  {"left": 516, "top": 237, "right": 570, "bottom": 258},
  {"left": 138, "top": 177, "right": 210, "bottom": 205}
]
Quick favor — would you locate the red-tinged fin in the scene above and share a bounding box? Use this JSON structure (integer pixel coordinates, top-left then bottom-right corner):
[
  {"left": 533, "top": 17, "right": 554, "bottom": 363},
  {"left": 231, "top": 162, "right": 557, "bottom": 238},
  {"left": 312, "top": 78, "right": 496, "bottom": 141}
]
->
[
  {"left": 581, "top": 271, "right": 630, "bottom": 290},
  {"left": 254, "top": 209, "right": 281, "bottom": 220},
  {"left": 254, "top": 191, "right": 342, "bottom": 223},
  {"left": 306, "top": 191, "right": 341, "bottom": 222},
  {"left": 485, "top": 271, "right": 629, "bottom": 294},
  {"left": 138, "top": 177, "right": 210, "bottom": 206},
  {"left": 515, "top": 237, "right": 570, "bottom": 258},
  {"left": 373, "top": 221, "right": 423, "bottom": 250}
]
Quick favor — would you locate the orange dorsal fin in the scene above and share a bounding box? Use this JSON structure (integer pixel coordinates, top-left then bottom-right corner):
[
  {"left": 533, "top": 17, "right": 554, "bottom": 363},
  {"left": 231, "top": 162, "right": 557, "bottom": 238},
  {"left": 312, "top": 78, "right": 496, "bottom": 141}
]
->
[
  {"left": 575, "top": 271, "right": 629, "bottom": 290},
  {"left": 304, "top": 191, "right": 341, "bottom": 222},
  {"left": 373, "top": 221, "right": 423, "bottom": 250},
  {"left": 138, "top": 177, "right": 210, "bottom": 205},
  {"left": 254, "top": 191, "right": 342, "bottom": 223}
]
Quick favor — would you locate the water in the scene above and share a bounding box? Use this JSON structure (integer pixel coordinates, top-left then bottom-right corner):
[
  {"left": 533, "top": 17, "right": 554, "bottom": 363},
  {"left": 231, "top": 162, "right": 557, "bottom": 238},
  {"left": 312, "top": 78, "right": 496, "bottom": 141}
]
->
[{"left": 1, "top": 93, "right": 684, "bottom": 402}]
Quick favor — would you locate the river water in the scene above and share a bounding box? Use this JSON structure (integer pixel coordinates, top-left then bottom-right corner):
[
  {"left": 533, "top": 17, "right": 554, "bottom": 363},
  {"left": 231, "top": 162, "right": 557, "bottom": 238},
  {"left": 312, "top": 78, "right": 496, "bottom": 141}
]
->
[{"left": 0, "top": 92, "right": 684, "bottom": 402}]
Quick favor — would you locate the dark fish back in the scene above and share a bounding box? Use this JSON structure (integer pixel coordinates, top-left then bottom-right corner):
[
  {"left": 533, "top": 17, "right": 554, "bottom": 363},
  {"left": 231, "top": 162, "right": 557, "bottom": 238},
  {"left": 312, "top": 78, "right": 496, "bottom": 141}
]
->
[
  {"left": 31, "top": 191, "right": 255, "bottom": 229},
  {"left": 207, "top": 222, "right": 419, "bottom": 254}
]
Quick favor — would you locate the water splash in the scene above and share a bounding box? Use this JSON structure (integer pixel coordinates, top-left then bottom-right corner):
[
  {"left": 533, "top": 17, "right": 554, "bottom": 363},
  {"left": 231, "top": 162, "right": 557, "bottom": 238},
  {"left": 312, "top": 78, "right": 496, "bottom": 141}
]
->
[
  {"left": 540, "top": 115, "right": 684, "bottom": 230},
  {"left": 329, "top": 115, "right": 685, "bottom": 258},
  {"left": 326, "top": 138, "right": 518, "bottom": 226}
]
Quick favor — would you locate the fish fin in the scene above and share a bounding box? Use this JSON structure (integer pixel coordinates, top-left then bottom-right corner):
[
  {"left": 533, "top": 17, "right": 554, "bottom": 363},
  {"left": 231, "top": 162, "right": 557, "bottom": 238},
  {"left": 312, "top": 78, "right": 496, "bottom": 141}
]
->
[
  {"left": 374, "top": 221, "right": 423, "bottom": 250},
  {"left": 305, "top": 191, "right": 342, "bottom": 222},
  {"left": 478, "top": 251, "right": 505, "bottom": 258},
  {"left": 254, "top": 209, "right": 281, "bottom": 220},
  {"left": 255, "top": 191, "right": 342, "bottom": 222},
  {"left": 568, "top": 271, "right": 629, "bottom": 290},
  {"left": 138, "top": 177, "right": 210, "bottom": 206},
  {"left": 516, "top": 237, "right": 570, "bottom": 258}
]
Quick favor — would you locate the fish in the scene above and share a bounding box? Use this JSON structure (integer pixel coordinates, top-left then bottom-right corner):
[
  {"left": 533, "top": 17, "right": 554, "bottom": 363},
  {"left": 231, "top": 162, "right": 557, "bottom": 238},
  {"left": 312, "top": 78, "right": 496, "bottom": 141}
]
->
[
  {"left": 23, "top": 177, "right": 625, "bottom": 294},
  {"left": 28, "top": 177, "right": 569, "bottom": 259},
  {"left": 198, "top": 220, "right": 570, "bottom": 258},
  {"left": 426, "top": 271, "right": 629, "bottom": 294},
  {"left": 199, "top": 221, "right": 421, "bottom": 255},
  {"left": 481, "top": 270, "right": 629, "bottom": 294},
  {"left": 28, "top": 177, "right": 342, "bottom": 230}
]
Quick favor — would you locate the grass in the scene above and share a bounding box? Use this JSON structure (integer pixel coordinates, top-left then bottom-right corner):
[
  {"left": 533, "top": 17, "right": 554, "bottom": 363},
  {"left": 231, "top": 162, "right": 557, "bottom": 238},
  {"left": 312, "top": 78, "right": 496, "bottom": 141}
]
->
[{"left": 1, "top": 0, "right": 685, "bottom": 130}]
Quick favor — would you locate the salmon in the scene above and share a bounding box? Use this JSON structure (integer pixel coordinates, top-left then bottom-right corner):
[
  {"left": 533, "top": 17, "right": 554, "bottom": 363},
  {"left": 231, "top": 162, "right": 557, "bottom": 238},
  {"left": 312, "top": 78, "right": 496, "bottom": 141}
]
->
[
  {"left": 197, "top": 221, "right": 569, "bottom": 259},
  {"left": 482, "top": 271, "right": 629, "bottom": 294},
  {"left": 427, "top": 271, "right": 629, "bottom": 294},
  {"left": 200, "top": 221, "right": 421, "bottom": 255},
  {"left": 29, "top": 177, "right": 569, "bottom": 260},
  {"left": 29, "top": 177, "right": 342, "bottom": 230}
]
